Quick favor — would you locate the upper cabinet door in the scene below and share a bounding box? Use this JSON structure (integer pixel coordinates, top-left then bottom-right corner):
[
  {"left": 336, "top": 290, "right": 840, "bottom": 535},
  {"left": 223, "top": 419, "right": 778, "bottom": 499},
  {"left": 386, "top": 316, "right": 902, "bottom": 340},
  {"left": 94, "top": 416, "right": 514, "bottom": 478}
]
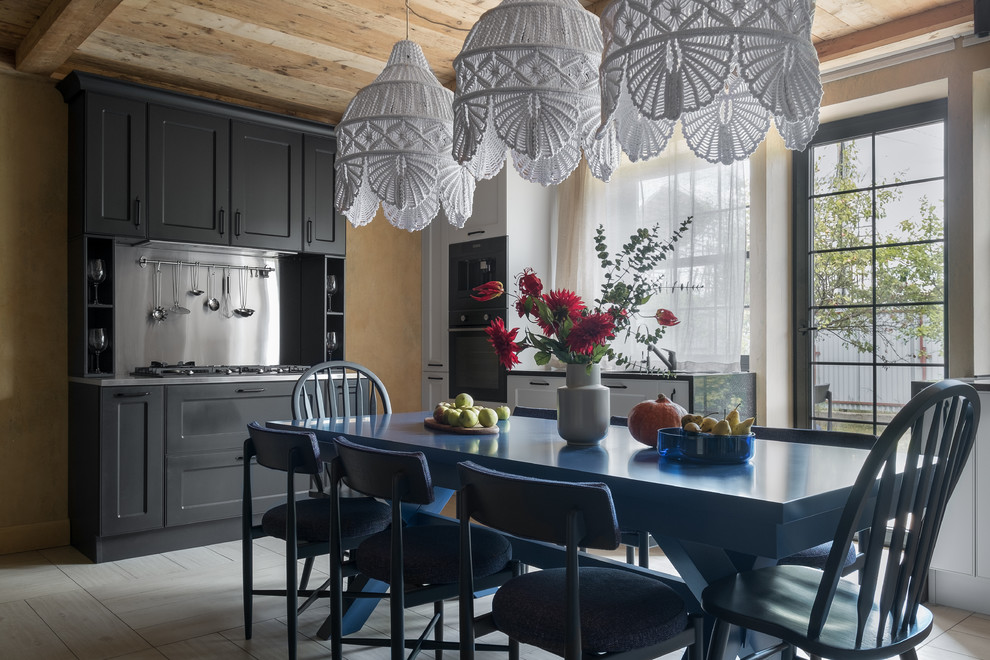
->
[
  {"left": 83, "top": 94, "right": 147, "bottom": 238},
  {"left": 147, "top": 105, "right": 230, "bottom": 245},
  {"left": 230, "top": 121, "right": 303, "bottom": 251},
  {"left": 302, "top": 134, "right": 345, "bottom": 255}
]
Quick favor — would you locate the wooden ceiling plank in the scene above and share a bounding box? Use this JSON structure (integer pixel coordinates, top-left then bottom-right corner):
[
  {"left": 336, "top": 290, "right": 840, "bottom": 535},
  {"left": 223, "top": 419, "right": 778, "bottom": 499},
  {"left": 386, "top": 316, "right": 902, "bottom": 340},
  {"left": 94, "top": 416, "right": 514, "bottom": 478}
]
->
[
  {"left": 816, "top": 0, "right": 973, "bottom": 61},
  {"left": 15, "top": 0, "right": 124, "bottom": 74},
  {"left": 76, "top": 33, "right": 353, "bottom": 119}
]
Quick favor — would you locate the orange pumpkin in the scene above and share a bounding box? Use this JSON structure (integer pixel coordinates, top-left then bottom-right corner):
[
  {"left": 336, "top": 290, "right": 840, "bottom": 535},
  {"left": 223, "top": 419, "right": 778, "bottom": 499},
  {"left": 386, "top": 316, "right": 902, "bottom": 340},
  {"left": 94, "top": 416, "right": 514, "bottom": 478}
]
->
[{"left": 628, "top": 394, "right": 687, "bottom": 447}]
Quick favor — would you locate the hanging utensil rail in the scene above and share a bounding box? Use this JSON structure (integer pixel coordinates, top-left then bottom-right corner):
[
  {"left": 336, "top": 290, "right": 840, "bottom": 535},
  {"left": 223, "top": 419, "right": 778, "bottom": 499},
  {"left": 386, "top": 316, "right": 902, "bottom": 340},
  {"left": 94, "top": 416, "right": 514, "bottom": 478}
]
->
[{"left": 137, "top": 257, "right": 274, "bottom": 276}]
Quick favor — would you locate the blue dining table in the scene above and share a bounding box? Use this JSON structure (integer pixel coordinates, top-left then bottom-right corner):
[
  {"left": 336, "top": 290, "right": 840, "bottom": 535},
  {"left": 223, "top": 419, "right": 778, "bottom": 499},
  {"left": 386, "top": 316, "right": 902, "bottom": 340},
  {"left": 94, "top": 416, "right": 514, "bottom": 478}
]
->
[{"left": 266, "top": 411, "right": 872, "bottom": 656}]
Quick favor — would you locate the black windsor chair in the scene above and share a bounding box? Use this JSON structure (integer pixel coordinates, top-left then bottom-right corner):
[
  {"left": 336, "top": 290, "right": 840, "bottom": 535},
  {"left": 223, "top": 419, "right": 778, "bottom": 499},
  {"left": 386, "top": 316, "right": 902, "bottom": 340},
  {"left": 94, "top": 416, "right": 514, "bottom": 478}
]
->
[
  {"left": 702, "top": 379, "right": 980, "bottom": 660},
  {"left": 241, "top": 422, "right": 391, "bottom": 660},
  {"left": 457, "top": 460, "right": 705, "bottom": 660},
  {"left": 755, "top": 425, "right": 878, "bottom": 580},
  {"left": 327, "top": 435, "right": 517, "bottom": 660},
  {"left": 292, "top": 360, "right": 391, "bottom": 420}
]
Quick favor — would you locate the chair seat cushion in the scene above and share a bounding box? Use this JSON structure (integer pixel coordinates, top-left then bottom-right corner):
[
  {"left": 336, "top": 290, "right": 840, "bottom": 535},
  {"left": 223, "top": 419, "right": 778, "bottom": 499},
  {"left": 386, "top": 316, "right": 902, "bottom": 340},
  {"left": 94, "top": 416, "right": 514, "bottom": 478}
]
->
[
  {"left": 262, "top": 496, "right": 391, "bottom": 543},
  {"left": 492, "top": 567, "right": 687, "bottom": 655},
  {"left": 356, "top": 525, "right": 511, "bottom": 586},
  {"left": 777, "top": 541, "right": 857, "bottom": 570},
  {"left": 702, "top": 564, "right": 934, "bottom": 657}
]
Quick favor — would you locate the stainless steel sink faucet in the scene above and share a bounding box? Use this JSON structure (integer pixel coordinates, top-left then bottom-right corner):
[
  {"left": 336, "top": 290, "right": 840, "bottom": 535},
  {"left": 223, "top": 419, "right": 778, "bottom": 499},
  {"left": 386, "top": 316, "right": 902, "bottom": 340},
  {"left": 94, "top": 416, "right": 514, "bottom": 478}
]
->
[{"left": 646, "top": 344, "right": 677, "bottom": 371}]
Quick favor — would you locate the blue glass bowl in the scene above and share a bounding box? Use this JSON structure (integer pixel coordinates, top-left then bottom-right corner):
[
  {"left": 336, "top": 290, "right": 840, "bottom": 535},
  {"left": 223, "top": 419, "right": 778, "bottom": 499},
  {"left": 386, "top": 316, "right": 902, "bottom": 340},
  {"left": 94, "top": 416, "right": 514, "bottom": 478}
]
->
[{"left": 657, "top": 427, "right": 755, "bottom": 464}]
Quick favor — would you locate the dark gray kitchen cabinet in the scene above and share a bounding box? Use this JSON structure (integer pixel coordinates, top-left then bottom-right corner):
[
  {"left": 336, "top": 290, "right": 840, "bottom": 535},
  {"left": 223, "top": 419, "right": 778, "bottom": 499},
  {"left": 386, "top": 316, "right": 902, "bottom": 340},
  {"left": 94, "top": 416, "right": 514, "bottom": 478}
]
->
[
  {"left": 147, "top": 104, "right": 231, "bottom": 245},
  {"left": 230, "top": 121, "right": 303, "bottom": 251},
  {"left": 69, "top": 93, "right": 147, "bottom": 238},
  {"left": 163, "top": 381, "right": 304, "bottom": 526},
  {"left": 99, "top": 386, "right": 165, "bottom": 537},
  {"left": 302, "top": 134, "right": 345, "bottom": 255}
]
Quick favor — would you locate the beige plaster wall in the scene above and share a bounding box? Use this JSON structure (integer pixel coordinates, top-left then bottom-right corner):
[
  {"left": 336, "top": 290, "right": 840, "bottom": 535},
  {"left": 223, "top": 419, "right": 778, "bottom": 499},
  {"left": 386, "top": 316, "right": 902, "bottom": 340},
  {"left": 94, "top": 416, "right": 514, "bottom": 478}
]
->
[
  {"left": 0, "top": 71, "right": 69, "bottom": 553},
  {"left": 344, "top": 217, "right": 423, "bottom": 414}
]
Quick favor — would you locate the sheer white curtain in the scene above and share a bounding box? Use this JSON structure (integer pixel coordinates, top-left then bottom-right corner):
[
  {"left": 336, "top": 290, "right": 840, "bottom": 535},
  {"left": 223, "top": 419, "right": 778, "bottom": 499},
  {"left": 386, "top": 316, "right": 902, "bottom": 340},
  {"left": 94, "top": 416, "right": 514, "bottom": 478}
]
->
[{"left": 553, "top": 131, "right": 750, "bottom": 371}]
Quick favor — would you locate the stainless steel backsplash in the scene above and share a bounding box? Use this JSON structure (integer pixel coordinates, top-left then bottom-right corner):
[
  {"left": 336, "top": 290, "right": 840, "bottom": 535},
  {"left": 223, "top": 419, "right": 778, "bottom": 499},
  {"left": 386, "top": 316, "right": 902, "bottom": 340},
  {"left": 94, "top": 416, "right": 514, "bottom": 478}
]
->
[{"left": 114, "top": 244, "right": 283, "bottom": 374}]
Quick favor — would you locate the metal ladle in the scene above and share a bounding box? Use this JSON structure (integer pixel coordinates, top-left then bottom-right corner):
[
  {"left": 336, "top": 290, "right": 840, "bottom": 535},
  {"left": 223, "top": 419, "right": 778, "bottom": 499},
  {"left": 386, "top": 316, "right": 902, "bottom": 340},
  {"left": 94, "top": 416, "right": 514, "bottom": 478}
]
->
[
  {"left": 205, "top": 266, "right": 219, "bottom": 311},
  {"left": 189, "top": 262, "right": 204, "bottom": 296},
  {"left": 171, "top": 263, "right": 190, "bottom": 314},
  {"left": 234, "top": 268, "right": 255, "bottom": 317},
  {"left": 151, "top": 263, "right": 167, "bottom": 322}
]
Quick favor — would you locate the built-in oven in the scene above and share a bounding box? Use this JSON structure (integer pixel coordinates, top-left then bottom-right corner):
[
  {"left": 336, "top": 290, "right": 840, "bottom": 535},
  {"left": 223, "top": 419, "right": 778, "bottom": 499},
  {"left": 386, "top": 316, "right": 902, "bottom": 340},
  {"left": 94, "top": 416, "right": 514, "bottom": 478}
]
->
[
  {"left": 449, "top": 235, "right": 507, "bottom": 311},
  {"left": 449, "top": 307, "right": 506, "bottom": 403}
]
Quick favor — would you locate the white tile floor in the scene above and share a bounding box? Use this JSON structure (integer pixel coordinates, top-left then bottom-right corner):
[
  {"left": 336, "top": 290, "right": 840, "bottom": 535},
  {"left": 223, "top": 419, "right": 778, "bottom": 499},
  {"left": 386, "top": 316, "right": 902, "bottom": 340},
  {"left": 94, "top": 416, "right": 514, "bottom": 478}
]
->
[{"left": 0, "top": 539, "right": 987, "bottom": 660}]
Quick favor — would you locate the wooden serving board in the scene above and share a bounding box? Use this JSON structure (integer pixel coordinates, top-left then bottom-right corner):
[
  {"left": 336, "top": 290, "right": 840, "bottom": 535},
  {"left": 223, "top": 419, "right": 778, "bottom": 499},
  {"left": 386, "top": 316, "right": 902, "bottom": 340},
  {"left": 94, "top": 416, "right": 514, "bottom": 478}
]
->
[{"left": 423, "top": 417, "right": 500, "bottom": 435}]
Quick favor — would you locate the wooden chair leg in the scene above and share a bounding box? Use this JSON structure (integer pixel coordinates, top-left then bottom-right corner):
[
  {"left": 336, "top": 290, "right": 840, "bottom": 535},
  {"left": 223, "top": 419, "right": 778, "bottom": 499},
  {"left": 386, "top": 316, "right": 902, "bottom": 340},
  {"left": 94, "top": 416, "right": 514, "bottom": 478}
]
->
[
  {"left": 300, "top": 556, "right": 314, "bottom": 591},
  {"left": 433, "top": 600, "right": 443, "bottom": 660}
]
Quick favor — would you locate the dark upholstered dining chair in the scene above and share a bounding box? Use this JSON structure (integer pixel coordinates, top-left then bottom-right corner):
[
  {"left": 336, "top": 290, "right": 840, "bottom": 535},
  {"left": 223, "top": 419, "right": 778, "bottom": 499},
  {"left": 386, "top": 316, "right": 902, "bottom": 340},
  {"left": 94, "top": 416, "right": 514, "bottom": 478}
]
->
[
  {"left": 457, "top": 460, "right": 704, "bottom": 660},
  {"left": 292, "top": 360, "right": 391, "bottom": 420},
  {"left": 241, "top": 422, "right": 391, "bottom": 660},
  {"left": 702, "top": 380, "right": 980, "bottom": 660},
  {"left": 754, "top": 425, "right": 877, "bottom": 580},
  {"left": 512, "top": 406, "right": 654, "bottom": 567},
  {"left": 327, "top": 436, "right": 517, "bottom": 660}
]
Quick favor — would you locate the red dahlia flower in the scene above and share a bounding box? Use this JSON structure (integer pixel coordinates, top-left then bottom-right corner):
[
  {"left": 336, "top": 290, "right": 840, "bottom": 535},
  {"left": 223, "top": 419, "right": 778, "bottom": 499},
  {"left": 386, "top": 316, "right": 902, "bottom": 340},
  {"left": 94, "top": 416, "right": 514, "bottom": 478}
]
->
[
  {"left": 471, "top": 281, "right": 505, "bottom": 302},
  {"left": 538, "top": 289, "right": 586, "bottom": 336},
  {"left": 485, "top": 317, "right": 522, "bottom": 368},
  {"left": 565, "top": 312, "right": 617, "bottom": 355},
  {"left": 518, "top": 268, "right": 543, "bottom": 297},
  {"left": 655, "top": 308, "right": 680, "bottom": 326}
]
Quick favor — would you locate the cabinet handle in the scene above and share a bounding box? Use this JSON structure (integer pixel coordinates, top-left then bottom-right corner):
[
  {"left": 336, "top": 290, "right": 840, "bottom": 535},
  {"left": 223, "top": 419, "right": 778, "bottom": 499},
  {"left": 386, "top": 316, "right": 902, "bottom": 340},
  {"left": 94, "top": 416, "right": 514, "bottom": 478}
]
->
[
  {"left": 467, "top": 230, "right": 485, "bottom": 236},
  {"left": 307, "top": 218, "right": 313, "bottom": 244},
  {"left": 427, "top": 362, "right": 444, "bottom": 367},
  {"left": 427, "top": 376, "right": 444, "bottom": 381},
  {"left": 114, "top": 392, "right": 151, "bottom": 398},
  {"left": 219, "top": 208, "right": 225, "bottom": 236},
  {"left": 133, "top": 197, "right": 141, "bottom": 228},
  {"left": 236, "top": 388, "right": 266, "bottom": 393},
  {"left": 234, "top": 210, "right": 242, "bottom": 236},
  {"left": 529, "top": 380, "right": 550, "bottom": 386},
  {"left": 604, "top": 383, "right": 628, "bottom": 389}
]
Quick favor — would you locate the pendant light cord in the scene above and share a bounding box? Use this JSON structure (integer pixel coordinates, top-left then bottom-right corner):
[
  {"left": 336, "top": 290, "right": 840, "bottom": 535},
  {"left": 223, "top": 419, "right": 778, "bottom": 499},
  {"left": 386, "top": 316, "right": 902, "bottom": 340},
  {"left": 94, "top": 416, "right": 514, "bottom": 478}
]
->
[{"left": 405, "top": 0, "right": 410, "bottom": 40}]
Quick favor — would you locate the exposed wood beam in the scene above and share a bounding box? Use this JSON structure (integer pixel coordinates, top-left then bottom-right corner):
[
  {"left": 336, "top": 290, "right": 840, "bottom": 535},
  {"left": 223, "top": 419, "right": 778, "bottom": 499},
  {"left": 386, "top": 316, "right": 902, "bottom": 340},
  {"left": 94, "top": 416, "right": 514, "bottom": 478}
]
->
[
  {"left": 15, "top": 0, "right": 124, "bottom": 75},
  {"left": 816, "top": 1, "right": 974, "bottom": 62}
]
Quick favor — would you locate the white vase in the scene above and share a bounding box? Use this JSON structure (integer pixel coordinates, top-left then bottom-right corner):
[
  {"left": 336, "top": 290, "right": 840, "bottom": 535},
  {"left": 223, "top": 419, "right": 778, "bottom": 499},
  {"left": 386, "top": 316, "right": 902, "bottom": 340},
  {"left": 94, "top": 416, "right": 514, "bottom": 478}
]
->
[{"left": 556, "top": 363, "right": 610, "bottom": 445}]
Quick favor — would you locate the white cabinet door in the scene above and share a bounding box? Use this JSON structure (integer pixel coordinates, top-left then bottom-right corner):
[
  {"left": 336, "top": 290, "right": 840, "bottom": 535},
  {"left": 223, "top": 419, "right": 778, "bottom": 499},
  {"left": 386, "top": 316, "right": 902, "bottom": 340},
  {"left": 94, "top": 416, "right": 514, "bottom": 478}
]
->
[
  {"left": 422, "top": 372, "right": 449, "bottom": 410},
  {"left": 421, "top": 221, "right": 448, "bottom": 371},
  {"left": 605, "top": 378, "right": 689, "bottom": 417},
  {"left": 507, "top": 374, "right": 560, "bottom": 411},
  {"left": 448, "top": 172, "right": 505, "bottom": 243}
]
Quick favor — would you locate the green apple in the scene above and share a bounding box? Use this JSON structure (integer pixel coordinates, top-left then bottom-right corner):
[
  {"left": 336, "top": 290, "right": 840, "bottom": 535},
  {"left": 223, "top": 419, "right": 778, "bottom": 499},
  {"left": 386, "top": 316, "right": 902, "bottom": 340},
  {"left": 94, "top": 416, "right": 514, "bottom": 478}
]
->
[
  {"left": 495, "top": 405, "right": 511, "bottom": 420},
  {"left": 433, "top": 405, "right": 447, "bottom": 423},
  {"left": 454, "top": 392, "right": 474, "bottom": 409},
  {"left": 459, "top": 409, "right": 479, "bottom": 428},
  {"left": 444, "top": 408, "right": 462, "bottom": 427},
  {"left": 477, "top": 408, "right": 498, "bottom": 428}
]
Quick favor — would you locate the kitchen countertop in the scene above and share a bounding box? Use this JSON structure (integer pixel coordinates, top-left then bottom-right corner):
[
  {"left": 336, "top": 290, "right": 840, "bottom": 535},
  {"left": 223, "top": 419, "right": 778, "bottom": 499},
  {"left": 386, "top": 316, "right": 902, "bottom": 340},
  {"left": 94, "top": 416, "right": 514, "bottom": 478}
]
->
[
  {"left": 511, "top": 369, "right": 743, "bottom": 380},
  {"left": 68, "top": 374, "right": 303, "bottom": 386}
]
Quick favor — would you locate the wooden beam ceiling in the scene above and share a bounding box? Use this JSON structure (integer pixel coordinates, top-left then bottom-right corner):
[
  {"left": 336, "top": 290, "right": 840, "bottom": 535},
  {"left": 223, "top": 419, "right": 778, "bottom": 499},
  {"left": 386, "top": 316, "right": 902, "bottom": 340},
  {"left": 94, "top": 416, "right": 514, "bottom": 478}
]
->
[{"left": 16, "top": 0, "right": 124, "bottom": 74}]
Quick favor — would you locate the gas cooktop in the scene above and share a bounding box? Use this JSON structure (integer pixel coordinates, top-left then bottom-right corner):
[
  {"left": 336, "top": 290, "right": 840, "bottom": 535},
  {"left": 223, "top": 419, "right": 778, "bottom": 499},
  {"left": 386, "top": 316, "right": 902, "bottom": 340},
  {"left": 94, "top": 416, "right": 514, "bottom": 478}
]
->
[{"left": 131, "top": 362, "right": 310, "bottom": 377}]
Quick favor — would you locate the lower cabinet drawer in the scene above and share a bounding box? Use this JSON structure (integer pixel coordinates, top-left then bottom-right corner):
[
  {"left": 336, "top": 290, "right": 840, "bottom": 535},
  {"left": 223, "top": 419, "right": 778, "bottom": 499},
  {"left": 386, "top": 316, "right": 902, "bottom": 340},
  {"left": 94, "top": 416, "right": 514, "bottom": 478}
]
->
[{"left": 165, "top": 450, "right": 309, "bottom": 526}]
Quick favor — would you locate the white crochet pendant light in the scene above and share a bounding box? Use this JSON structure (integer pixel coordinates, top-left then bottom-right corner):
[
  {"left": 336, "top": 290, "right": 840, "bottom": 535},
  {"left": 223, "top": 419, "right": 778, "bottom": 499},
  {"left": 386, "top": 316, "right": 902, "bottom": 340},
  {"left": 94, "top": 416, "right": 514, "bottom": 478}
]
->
[
  {"left": 599, "top": 0, "right": 822, "bottom": 165},
  {"left": 452, "top": 0, "right": 619, "bottom": 186},
  {"left": 335, "top": 39, "right": 475, "bottom": 231}
]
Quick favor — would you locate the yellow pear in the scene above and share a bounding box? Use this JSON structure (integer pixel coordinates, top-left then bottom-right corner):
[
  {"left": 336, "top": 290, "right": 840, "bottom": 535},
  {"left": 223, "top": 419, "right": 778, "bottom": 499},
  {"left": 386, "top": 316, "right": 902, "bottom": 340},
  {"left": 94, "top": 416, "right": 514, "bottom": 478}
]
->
[
  {"left": 713, "top": 419, "right": 732, "bottom": 436},
  {"left": 700, "top": 416, "right": 718, "bottom": 433},
  {"left": 726, "top": 408, "right": 741, "bottom": 427},
  {"left": 684, "top": 422, "right": 702, "bottom": 433},
  {"left": 732, "top": 417, "right": 755, "bottom": 436}
]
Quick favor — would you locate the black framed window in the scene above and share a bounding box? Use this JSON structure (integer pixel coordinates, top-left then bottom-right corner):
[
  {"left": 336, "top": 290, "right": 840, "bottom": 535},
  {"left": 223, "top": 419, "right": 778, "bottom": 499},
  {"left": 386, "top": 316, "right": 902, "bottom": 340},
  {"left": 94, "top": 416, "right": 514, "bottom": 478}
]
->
[{"left": 793, "top": 100, "right": 947, "bottom": 434}]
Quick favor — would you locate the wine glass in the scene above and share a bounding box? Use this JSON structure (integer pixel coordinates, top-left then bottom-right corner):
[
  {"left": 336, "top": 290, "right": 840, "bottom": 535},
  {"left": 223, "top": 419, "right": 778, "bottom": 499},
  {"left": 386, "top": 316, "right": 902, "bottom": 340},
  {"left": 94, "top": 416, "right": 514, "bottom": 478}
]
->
[
  {"left": 88, "top": 328, "right": 109, "bottom": 374},
  {"left": 326, "top": 274, "right": 338, "bottom": 309},
  {"left": 326, "top": 331, "right": 339, "bottom": 359},
  {"left": 88, "top": 259, "right": 106, "bottom": 304}
]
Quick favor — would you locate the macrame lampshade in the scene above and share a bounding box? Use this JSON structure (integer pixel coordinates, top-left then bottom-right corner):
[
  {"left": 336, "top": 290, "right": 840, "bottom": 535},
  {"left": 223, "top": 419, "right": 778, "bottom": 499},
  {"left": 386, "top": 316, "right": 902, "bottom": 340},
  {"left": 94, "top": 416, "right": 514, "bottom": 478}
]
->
[
  {"left": 335, "top": 40, "right": 475, "bottom": 231},
  {"left": 599, "top": 0, "right": 822, "bottom": 165},
  {"left": 452, "top": 0, "right": 619, "bottom": 186}
]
